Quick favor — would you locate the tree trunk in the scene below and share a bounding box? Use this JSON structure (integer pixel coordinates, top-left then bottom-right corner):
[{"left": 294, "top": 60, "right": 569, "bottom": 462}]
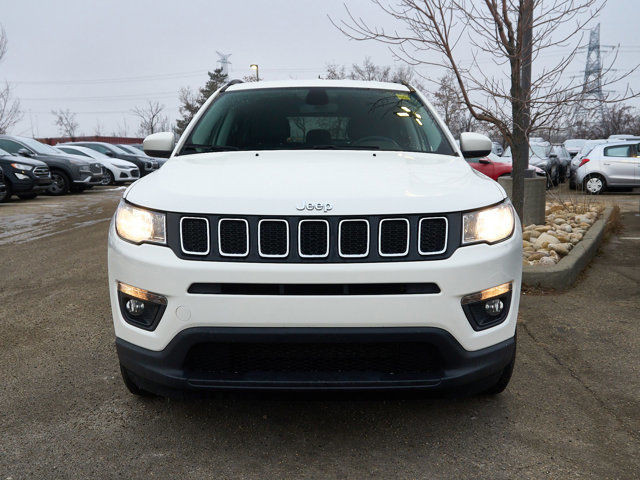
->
[{"left": 511, "top": 0, "right": 534, "bottom": 224}]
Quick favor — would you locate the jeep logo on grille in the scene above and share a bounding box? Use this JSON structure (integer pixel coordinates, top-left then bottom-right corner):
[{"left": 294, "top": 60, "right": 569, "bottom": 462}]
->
[{"left": 296, "top": 202, "right": 333, "bottom": 213}]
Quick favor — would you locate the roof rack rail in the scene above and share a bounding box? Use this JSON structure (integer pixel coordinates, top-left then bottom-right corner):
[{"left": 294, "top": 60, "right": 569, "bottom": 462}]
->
[
  {"left": 220, "top": 79, "right": 243, "bottom": 92},
  {"left": 401, "top": 81, "right": 416, "bottom": 93}
]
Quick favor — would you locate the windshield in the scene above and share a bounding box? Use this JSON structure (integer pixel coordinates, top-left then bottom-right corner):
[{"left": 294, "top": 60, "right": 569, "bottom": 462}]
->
[
  {"left": 180, "top": 87, "right": 456, "bottom": 156},
  {"left": 118, "top": 145, "right": 140, "bottom": 155},
  {"left": 502, "top": 145, "right": 548, "bottom": 158},
  {"left": 578, "top": 140, "right": 605, "bottom": 157},
  {"left": 565, "top": 139, "right": 586, "bottom": 149},
  {"left": 0, "top": 147, "right": 10, "bottom": 156},
  {"left": 17, "top": 137, "right": 59, "bottom": 155}
]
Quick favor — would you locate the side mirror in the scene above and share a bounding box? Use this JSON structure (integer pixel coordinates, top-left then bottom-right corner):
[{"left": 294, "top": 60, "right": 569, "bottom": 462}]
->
[
  {"left": 105, "top": 151, "right": 116, "bottom": 157},
  {"left": 478, "top": 158, "right": 491, "bottom": 165},
  {"left": 18, "top": 148, "right": 33, "bottom": 157},
  {"left": 143, "top": 132, "right": 175, "bottom": 158},
  {"left": 459, "top": 132, "right": 492, "bottom": 159}
]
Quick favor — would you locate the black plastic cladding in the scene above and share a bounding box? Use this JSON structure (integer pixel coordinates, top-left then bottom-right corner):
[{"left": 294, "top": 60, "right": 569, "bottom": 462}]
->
[{"left": 166, "top": 212, "right": 461, "bottom": 263}]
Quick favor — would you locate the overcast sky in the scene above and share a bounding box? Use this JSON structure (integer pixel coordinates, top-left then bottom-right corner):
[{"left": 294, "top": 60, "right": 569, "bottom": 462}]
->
[{"left": 2, "top": 0, "right": 638, "bottom": 138}]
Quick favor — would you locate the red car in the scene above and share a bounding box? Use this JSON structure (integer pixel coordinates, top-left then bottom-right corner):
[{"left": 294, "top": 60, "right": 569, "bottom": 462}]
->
[
  {"left": 466, "top": 153, "right": 512, "bottom": 180},
  {"left": 466, "top": 152, "right": 546, "bottom": 181}
]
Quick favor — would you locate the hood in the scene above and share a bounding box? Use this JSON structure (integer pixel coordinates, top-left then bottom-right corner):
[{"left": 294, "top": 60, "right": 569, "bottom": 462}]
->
[
  {"left": 0, "top": 154, "right": 47, "bottom": 167},
  {"left": 125, "top": 150, "right": 505, "bottom": 215}
]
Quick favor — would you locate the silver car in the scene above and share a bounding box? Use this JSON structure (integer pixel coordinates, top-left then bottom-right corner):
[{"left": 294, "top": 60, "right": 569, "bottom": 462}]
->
[{"left": 575, "top": 141, "right": 640, "bottom": 194}]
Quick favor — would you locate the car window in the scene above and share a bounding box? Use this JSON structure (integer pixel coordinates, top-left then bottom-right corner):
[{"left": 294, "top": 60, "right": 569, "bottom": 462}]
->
[
  {"left": 14, "top": 137, "right": 59, "bottom": 155},
  {"left": 59, "top": 147, "right": 89, "bottom": 157},
  {"left": 604, "top": 145, "right": 633, "bottom": 157},
  {"left": 0, "top": 139, "right": 26, "bottom": 154},
  {"left": 182, "top": 87, "right": 456, "bottom": 156},
  {"left": 83, "top": 144, "right": 111, "bottom": 154}
]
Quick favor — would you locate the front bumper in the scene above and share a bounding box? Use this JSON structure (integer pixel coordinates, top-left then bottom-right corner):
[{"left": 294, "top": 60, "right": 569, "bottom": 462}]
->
[
  {"left": 74, "top": 172, "right": 104, "bottom": 185},
  {"left": 117, "top": 327, "right": 516, "bottom": 394},
  {"left": 108, "top": 218, "right": 522, "bottom": 352}
]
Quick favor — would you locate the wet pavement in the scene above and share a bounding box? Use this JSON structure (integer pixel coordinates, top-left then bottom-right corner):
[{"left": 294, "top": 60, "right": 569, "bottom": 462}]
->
[{"left": 0, "top": 186, "right": 638, "bottom": 479}]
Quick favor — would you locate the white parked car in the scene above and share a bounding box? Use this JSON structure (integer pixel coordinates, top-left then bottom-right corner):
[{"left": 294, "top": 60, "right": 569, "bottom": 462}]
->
[
  {"left": 575, "top": 141, "right": 640, "bottom": 194},
  {"left": 55, "top": 145, "right": 139, "bottom": 185},
  {"left": 109, "top": 80, "right": 521, "bottom": 397}
]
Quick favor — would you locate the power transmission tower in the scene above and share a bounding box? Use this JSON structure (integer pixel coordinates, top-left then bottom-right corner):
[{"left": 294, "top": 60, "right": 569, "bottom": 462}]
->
[
  {"left": 572, "top": 24, "right": 607, "bottom": 130},
  {"left": 216, "top": 51, "right": 232, "bottom": 76}
]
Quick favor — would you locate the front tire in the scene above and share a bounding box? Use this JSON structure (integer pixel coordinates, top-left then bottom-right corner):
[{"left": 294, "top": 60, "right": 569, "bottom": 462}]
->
[
  {"left": 17, "top": 192, "right": 38, "bottom": 200},
  {"left": 0, "top": 183, "right": 11, "bottom": 202},
  {"left": 48, "top": 170, "right": 70, "bottom": 195},
  {"left": 483, "top": 341, "right": 516, "bottom": 395},
  {"left": 584, "top": 174, "right": 605, "bottom": 195},
  {"left": 102, "top": 169, "right": 114, "bottom": 185}
]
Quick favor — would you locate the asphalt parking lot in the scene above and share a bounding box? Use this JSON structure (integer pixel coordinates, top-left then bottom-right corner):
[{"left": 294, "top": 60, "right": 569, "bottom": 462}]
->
[{"left": 0, "top": 188, "right": 638, "bottom": 479}]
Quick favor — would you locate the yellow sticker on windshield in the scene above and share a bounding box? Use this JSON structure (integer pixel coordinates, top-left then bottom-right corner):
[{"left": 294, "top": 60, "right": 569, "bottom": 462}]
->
[{"left": 395, "top": 93, "right": 410, "bottom": 100}]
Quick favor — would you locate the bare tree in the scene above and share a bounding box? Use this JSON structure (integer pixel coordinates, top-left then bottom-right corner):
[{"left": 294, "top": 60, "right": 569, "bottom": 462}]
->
[
  {"left": 323, "top": 57, "right": 418, "bottom": 86},
  {"left": 133, "top": 101, "right": 168, "bottom": 136},
  {"left": 112, "top": 117, "right": 130, "bottom": 137},
  {"left": 331, "top": 0, "right": 638, "bottom": 219},
  {"left": 93, "top": 120, "right": 105, "bottom": 136},
  {"left": 52, "top": 109, "right": 79, "bottom": 138},
  {"left": 0, "top": 25, "right": 22, "bottom": 134},
  {"left": 430, "top": 72, "right": 479, "bottom": 138}
]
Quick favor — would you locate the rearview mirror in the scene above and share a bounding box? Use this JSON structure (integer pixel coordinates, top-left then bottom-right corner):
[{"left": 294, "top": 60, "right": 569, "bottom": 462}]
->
[
  {"left": 143, "top": 132, "right": 175, "bottom": 158},
  {"left": 17, "top": 148, "right": 33, "bottom": 157},
  {"left": 459, "top": 132, "right": 492, "bottom": 159}
]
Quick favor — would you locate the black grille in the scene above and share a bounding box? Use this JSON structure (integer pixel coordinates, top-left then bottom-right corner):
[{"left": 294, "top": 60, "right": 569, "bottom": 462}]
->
[
  {"left": 188, "top": 282, "right": 440, "bottom": 295},
  {"left": 0, "top": 168, "right": 4, "bottom": 181},
  {"left": 419, "top": 218, "right": 447, "bottom": 254},
  {"left": 259, "top": 220, "right": 288, "bottom": 257},
  {"left": 184, "top": 342, "right": 440, "bottom": 378},
  {"left": 219, "top": 219, "right": 248, "bottom": 256},
  {"left": 380, "top": 219, "right": 409, "bottom": 256},
  {"left": 180, "top": 217, "right": 209, "bottom": 254},
  {"left": 299, "top": 220, "right": 328, "bottom": 257},
  {"left": 33, "top": 166, "right": 50, "bottom": 178},
  {"left": 339, "top": 220, "right": 369, "bottom": 256}
]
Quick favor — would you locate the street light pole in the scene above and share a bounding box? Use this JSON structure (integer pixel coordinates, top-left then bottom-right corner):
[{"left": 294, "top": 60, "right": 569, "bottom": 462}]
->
[{"left": 250, "top": 64, "right": 259, "bottom": 81}]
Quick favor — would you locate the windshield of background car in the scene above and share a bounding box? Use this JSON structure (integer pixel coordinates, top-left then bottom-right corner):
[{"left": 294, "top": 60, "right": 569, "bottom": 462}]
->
[
  {"left": 565, "top": 139, "right": 586, "bottom": 149},
  {"left": 180, "top": 87, "right": 456, "bottom": 156},
  {"left": 0, "top": 147, "right": 10, "bottom": 156},
  {"left": 16, "top": 137, "right": 59, "bottom": 155},
  {"left": 530, "top": 145, "right": 550, "bottom": 158}
]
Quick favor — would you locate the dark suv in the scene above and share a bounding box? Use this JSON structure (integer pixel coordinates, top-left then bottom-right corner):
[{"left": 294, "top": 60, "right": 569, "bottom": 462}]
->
[
  {"left": 0, "top": 148, "right": 52, "bottom": 202},
  {"left": 0, "top": 135, "right": 104, "bottom": 195},
  {"left": 63, "top": 142, "right": 158, "bottom": 176}
]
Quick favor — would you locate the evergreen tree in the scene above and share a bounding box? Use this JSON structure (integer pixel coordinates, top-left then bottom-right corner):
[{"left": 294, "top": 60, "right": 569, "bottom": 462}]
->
[{"left": 175, "top": 68, "right": 228, "bottom": 134}]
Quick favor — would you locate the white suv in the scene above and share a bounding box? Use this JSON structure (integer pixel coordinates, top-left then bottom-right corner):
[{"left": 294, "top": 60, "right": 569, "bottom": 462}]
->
[{"left": 108, "top": 80, "right": 521, "bottom": 397}]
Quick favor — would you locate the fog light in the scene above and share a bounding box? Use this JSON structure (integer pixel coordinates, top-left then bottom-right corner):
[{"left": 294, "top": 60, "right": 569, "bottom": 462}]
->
[
  {"left": 461, "top": 282, "right": 512, "bottom": 331},
  {"left": 117, "top": 281, "right": 167, "bottom": 331},
  {"left": 484, "top": 298, "right": 504, "bottom": 316},
  {"left": 125, "top": 298, "right": 145, "bottom": 316}
]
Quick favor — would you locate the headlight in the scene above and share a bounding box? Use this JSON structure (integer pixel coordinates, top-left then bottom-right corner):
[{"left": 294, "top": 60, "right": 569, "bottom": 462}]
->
[
  {"left": 10, "top": 162, "right": 33, "bottom": 171},
  {"left": 462, "top": 201, "right": 515, "bottom": 245},
  {"left": 115, "top": 201, "right": 166, "bottom": 245}
]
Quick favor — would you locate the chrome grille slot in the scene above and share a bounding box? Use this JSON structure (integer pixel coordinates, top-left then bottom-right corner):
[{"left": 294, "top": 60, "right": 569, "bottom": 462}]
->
[
  {"left": 218, "top": 219, "right": 249, "bottom": 257},
  {"left": 180, "top": 217, "right": 210, "bottom": 255},
  {"left": 33, "top": 166, "right": 50, "bottom": 178},
  {"left": 339, "top": 219, "right": 369, "bottom": 257},
  {"left": 379, "top": 218, "right": 409, "bottom": 257},
  {"left": 419, "top": 217, "right": 448, "bottom": 255},
  {"left": 298, "top": 220, "right": 329, "bottom": 258},
  {"left": 258, "top": 219, "right": 289, "bottom": 257}
]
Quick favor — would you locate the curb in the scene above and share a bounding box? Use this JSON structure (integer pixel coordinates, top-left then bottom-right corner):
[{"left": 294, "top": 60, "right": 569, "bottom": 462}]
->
[{"left": 522, "top": 206, "right": 614, "bottom": 290}]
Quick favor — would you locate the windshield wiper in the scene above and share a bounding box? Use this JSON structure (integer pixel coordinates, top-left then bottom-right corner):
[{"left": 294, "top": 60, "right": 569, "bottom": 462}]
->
[
  {"left": 311, "top": 145, "right": 380, "bottom": 150},
  {"left": 182, "top": 144, "right": 239, "bottom": 152}
]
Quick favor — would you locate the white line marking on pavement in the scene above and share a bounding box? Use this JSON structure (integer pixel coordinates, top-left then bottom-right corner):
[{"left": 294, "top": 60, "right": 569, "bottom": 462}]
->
[{"left": 619, "top": 237, "right": 640, "bottom": 240}]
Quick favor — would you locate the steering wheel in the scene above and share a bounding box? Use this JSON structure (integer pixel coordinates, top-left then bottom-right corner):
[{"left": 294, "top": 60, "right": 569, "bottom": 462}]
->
[{"left": 351, "top": 136, "right": 401, "bottom": 149}]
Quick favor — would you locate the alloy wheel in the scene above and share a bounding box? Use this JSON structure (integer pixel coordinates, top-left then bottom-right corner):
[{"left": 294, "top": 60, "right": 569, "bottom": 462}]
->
[{"left": 49, "top": 173, "right": 66, "bottom": 195}]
